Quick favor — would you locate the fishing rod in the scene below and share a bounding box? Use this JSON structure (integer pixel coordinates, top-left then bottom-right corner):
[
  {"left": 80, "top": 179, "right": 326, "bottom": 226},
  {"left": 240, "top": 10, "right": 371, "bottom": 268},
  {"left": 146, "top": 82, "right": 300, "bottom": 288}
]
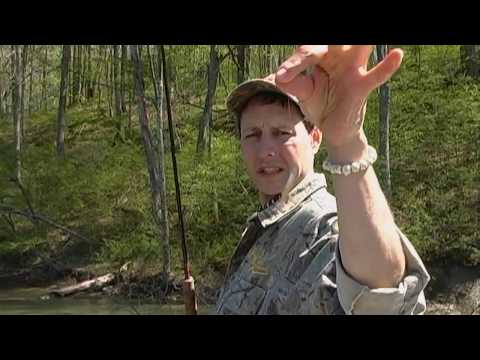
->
[{"left": 160, "top": 45, "right": 198, "bottom": 315}]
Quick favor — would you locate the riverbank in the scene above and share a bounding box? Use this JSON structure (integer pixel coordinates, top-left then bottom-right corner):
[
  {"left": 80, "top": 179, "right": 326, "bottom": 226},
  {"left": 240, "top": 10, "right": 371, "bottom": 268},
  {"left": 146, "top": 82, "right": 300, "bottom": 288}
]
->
[
  {"left": 1, "top": 262, "right": 478, "bottom": 315},
  {"left": 0, "top": 261, "right": 221, "bottom": 309}
]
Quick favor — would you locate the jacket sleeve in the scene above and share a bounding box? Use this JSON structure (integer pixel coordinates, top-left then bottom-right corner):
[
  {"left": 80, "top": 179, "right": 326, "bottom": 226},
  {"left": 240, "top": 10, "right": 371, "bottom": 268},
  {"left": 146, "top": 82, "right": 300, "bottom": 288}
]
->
[{"left": 335, "top": 224, "right": 431, "bottom": 315}]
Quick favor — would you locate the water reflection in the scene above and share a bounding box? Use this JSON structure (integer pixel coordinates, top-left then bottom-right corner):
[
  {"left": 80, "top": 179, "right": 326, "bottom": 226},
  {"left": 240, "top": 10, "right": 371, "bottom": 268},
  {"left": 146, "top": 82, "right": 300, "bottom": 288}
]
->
[{"left": 0, "top": 287, "right": 214, "bottom": 315}]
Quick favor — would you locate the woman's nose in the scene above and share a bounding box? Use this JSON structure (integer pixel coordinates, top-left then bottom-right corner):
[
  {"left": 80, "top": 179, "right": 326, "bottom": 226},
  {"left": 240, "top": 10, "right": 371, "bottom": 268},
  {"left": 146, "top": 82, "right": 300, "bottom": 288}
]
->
[{"left": 257, "top": 136, "right": 277, "bottom": 159}]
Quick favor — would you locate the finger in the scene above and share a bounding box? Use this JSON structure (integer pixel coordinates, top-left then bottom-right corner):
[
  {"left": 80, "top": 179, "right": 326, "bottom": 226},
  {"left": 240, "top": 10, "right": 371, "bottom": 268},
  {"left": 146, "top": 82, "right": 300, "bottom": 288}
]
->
[
  {"left": 364, "top": 48, "right": 403, "bottom": 91},
  {"left": 275, "top": 45, "right": 328, "bottom": 83},
  {"left": 349, "top": 45, "right": 374, "bottom": 68},
  {"left": 309, "top": 45, "right": 352, "bottom": 73},
  {"left": 327, "top": 45, "right": 351, "bottom": 54},
  {"left": 276, "top": 66, "right": 329, "bottom": 126},
  {"left": 275, "top": 72, "right": 315, "bottom": 102}
]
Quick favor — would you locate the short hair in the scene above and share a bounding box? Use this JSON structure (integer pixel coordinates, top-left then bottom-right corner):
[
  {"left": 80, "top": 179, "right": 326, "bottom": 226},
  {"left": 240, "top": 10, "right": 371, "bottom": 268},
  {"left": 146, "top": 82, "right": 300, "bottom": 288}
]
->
[{"left": 236, "top": 91, "right": 315, "bottom": 136}]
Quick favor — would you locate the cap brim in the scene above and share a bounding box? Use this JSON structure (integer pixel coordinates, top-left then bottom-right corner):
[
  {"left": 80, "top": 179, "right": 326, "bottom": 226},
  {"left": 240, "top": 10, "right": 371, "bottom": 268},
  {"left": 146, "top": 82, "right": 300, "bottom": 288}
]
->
[{"left": 226, "top": 79, "right": 301, "bottom": 117}]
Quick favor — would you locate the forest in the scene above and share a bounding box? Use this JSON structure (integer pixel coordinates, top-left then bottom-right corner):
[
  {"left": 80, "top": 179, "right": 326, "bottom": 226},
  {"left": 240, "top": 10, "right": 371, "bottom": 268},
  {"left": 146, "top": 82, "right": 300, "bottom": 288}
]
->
[{"left": 0, "top": 45, "right": 478, "bottom": 314}]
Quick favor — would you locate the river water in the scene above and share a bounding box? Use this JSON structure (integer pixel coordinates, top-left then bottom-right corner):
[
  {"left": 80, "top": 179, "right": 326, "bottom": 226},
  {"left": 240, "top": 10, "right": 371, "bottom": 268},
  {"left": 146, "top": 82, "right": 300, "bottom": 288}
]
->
[{"left": 0, "top": 286, "right": 214, "bottom": 315}]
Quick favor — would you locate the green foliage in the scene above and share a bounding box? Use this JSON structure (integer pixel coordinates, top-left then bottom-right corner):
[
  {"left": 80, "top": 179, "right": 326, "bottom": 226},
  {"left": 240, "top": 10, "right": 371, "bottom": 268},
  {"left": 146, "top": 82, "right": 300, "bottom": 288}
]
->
[
  {"left": 0, "top": 104, "right": 151, "bottom": 266},
  {"left": 386, "top": 45, "right": 480, "bottom": 266}
]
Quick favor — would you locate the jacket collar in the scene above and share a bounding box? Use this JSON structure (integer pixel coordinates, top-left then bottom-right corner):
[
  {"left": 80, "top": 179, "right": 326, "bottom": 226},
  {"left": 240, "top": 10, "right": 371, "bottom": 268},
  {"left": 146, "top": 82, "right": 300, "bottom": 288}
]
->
[{"left": 249, "top": 172, "right": 327, "bottom": 228}]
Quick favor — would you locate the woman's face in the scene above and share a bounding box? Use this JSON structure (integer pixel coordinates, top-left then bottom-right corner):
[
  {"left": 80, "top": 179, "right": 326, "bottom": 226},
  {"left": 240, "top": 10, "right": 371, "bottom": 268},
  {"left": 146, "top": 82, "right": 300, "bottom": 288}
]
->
[{"left": 240, "top": 101, "right": 321, "bottom": 203}]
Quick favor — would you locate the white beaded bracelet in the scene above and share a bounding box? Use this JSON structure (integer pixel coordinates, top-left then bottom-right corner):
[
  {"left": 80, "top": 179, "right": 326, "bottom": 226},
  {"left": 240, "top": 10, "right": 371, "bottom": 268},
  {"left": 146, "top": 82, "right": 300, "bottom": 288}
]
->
[{"left": 322, "top": 145, "right": 378, "bottom": 176}]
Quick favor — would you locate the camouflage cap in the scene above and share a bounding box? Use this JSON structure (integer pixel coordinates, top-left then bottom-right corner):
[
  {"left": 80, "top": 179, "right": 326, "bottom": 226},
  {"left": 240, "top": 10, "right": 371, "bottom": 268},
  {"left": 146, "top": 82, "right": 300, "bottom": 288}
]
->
[{"left": 226, "top": 75, "right": 304, "bottom": 120}]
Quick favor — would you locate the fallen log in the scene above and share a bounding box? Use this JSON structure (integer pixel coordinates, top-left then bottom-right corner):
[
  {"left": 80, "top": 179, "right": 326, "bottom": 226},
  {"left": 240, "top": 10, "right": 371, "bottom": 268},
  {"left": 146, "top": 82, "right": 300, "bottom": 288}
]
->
[{"left": 49, "top": 273, "right": 115, "bottom": 297}]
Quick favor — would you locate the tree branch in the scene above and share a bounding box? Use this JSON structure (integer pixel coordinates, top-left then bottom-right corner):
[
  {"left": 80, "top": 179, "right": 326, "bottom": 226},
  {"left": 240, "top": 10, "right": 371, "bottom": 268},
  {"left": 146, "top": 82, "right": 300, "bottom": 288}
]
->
[
  {"left": 1, "top": 213, "right": 16, "bottom": 234},
  {"left": 217, "top": 46, "right": 229, "bottom": 64},
  {"left": 226, "top": 45, "right": 240, "bottom": 69},
  {"left": 218, "top": 68, "right": 229, "bottom": 94},
  {"left": 10, "top": 177, "right": 35, "bottom": 219},
  {"left": 0, "top": 205, "right": 93, "bottom": 244}
]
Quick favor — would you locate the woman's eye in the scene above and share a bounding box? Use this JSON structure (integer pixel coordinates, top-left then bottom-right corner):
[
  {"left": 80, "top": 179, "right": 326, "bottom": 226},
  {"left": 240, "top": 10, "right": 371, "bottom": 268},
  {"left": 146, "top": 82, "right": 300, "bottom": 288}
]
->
[{"left": 245, "top": 133, "right": 258, "bottom": 139}]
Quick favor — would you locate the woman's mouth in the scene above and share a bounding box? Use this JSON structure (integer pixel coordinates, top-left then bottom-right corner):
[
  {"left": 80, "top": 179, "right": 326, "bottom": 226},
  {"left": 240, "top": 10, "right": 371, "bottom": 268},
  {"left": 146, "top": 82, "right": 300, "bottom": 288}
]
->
[{"left": 257, "top": 167, "right": 284, "bottom": 176}]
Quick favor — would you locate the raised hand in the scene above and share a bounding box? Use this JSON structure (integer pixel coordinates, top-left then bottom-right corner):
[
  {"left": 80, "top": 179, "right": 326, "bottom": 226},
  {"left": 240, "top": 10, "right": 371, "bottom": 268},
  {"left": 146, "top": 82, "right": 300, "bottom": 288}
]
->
[{"left": 275, "top": 45, "right": 403, "bottom": 149}]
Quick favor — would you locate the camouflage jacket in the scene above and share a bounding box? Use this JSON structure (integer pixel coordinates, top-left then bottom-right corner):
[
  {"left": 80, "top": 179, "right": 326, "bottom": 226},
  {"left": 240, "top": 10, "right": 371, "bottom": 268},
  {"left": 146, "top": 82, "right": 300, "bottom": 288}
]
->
[{"left": 214, "top": 172, "right": 430, "bottom": 315}]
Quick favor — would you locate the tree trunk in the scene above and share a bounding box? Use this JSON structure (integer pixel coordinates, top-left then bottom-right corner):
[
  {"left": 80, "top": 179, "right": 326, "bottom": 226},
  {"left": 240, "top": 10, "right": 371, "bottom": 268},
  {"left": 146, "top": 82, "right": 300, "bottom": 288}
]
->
[
  {"left": 130, "top": 45, "right": 171, "bottom": 275},
  {"left": 78, "top": 45, "right": 84, "bottom": 102},
  {"left": 69, "top": 46, "right": 74, "bottom": 106},
  {"left": 95, "top": 46, "right": 105, "bottom": 108},
  {"left": 95, "top": 47, "right": 103, "bottom": 110},
  {"left": 245, "top": 45, "right": 251, "bottom": 79},
  {"left": 72, "top": 45, "right": 80, "bottom": 105},
  {"left": 20, "top": 45, "right": 28, "bottom": 138},
  {"left": 68, "top": 48, "right": 72, "bottom": 108},
  {"left": 236, "top": 45, "right": 247, "bottom": 84},
  {"left": 95, "top": 46, "right": 105, "bottom": 111},
  {"left": 0, "top": 50, "right": 5, "bottom": 118},
  {"left": 128, "top": 83, "right": 132, "bottom": 129},
  {"left": 113, "top": 45, "right": 122, "bottom": 117},
  {"left": 107, "top": 46, "right": 113, "bottom": 117},
  {"left": 10, "top": 46, "right": 14, "bottom": 117},
  {"left": 56, "top": 45, "right": 71, "bottom": 159},
  {"left": 147, "top": 45, "right": 171, "bottom": 275},
  {"left": 460, "top": 45, "right": 480, "bottom": 78},
  {"left": 12, "top": 45, "right": 22, "bottom": 181},
  {"left": 154, "top": 46, "right": 165, "bottom": 151},
  {"left": 376, "top": 45, "right": 392, "bottom": 200},
  {"left": 28, "top": 45, "right": 34, "bottom": 115},
  {"left": 79, "top": 45, "right": 87, "bottom": 103},
  {"left": 42, "top": 46, "right": 48, "bottom": 110},
  {"left": 120, "top": 45, "right": 127, "bottom": 113},
  {"left": 73, "top": 45, "right": 78, "bottom": 105},
  {"left": 86, "top": 45, "right": 93, "bottom": 99},
  {"left": 196, "top": 45, "right": 220, "bottom": 155}
]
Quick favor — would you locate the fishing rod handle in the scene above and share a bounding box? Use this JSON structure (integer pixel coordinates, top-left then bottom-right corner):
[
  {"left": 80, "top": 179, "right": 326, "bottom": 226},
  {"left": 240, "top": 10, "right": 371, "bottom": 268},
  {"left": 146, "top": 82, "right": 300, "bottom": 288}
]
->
[{"left": 183, "top": 276, "right": 198, "bottom": 315}]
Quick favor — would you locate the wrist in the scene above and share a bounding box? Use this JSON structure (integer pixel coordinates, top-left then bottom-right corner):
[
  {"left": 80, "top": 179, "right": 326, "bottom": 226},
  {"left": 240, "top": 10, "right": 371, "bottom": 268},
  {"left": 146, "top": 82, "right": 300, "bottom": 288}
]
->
[{"left": 325, "top": 132, "right": 369, "bottom": 164}]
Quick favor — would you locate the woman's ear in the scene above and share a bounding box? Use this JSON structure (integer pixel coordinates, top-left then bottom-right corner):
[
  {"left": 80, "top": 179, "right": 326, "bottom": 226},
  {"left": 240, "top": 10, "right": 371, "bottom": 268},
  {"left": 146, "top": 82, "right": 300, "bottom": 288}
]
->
[{"left": 310, "top": 127, "right": 322, "bottom": 154}]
